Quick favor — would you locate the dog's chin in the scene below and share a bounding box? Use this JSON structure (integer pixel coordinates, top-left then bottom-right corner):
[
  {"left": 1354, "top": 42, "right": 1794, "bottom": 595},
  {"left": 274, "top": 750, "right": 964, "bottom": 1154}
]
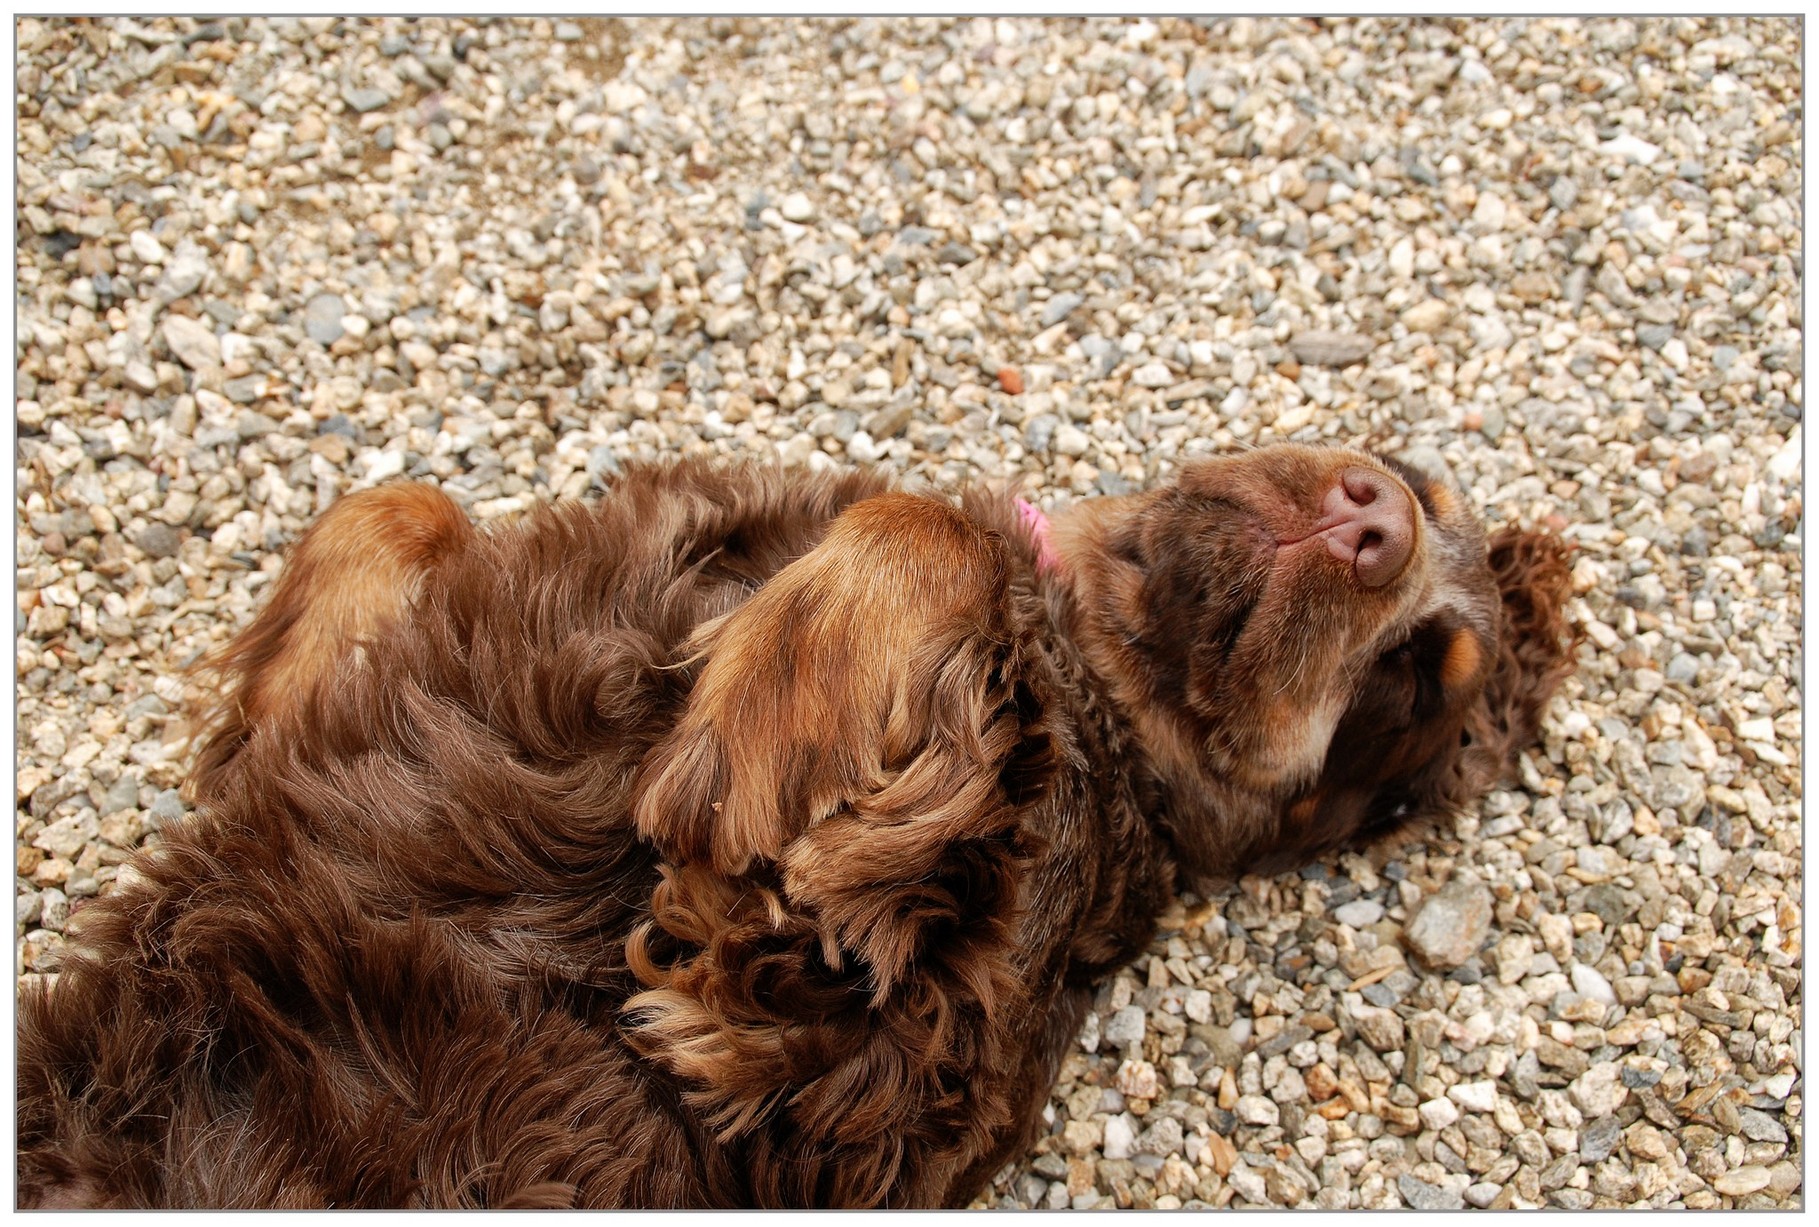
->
[{"left": 1188, "top": 558, "right": 1420, "bottom": 793}]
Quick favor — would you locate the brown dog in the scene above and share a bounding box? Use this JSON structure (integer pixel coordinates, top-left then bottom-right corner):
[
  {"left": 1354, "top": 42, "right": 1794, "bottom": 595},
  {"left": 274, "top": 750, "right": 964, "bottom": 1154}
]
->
[{"left": 16, "top": 445, "right": 1575, "bottom": 1208}]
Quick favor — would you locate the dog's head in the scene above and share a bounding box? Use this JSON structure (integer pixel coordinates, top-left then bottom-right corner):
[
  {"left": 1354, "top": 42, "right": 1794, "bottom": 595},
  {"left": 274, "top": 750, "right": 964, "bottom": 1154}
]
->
[{"left": 1058, "top": 444, "right": 1578, "bottom": 878}]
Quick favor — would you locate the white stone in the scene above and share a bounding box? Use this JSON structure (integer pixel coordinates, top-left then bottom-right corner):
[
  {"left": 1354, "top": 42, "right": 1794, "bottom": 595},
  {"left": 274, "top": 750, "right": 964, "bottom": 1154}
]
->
[
  {"left": 162, "top": 315, "right": 221, "bottom": 371},
  {"left": 1234, "top": 1094, "right": 1279, "bottom": 1127},
  {"left": 1570, "top": 1062, "right": 1628, "bottom": 1117},
  {"left": 1472, "top": 192, "right": 1507, "bottom": 230},
  {"left": 1401, "top": 300, "right": 1451, "bottom": 333},
  {"left": 1600, "top": 134, "right": 1663, "bottom": 165},
  {"left": 130, "top": 229, "right": 167, "bottom": 264},
  {"left": 1448, "top": 1080, "right": 1499, "bottom": 1113},
  {"left": 1102, "top": 1005, "right": 1145, "bottom": 1047},
  {"left": 1115, "top": 1059, "right": 1160, "bottom": 1100},
  {"left": 1102, "top": 1112, "right": 1137, "bottom": 1160},
  {"left": 1768, "top": 428, "right": 1801, "bottom": 482},
  {"left": 1736, "top": 716, "right": 1775, "bottom": 743},
  {"left": 363, "top": 449, "right": 406, "bottom": 483},
  {"left": 1228, "top": 1163, "right": 1268, "bottom": 1204},
  {"left": 1054, "top": 424, "right": 1091, "bottom": 457},
  {"left": 779, "top": 192, "right": 815, "bottom": 223},
  {"left": 1418, "top": 1097, "right": 1460, "bottom": 1130},
  {"left": 1713, "top": 1167, "right": 1771, "bottom": 1197},
  {"left": 1571, "top": 963, "right": 1617, "bottom": 1006}
]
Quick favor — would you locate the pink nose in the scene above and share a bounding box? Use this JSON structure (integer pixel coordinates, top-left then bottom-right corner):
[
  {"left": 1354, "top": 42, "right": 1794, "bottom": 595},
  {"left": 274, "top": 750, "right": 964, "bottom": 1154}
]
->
[{"left": 1316, "top": 468, "right": 1416, "bottom": 588}]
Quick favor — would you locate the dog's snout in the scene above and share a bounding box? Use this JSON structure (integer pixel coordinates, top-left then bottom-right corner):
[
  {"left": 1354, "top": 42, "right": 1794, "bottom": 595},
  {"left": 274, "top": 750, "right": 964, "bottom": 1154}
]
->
[{"left": 1317, "top": 467, "right": 1416, "bottom": 588}]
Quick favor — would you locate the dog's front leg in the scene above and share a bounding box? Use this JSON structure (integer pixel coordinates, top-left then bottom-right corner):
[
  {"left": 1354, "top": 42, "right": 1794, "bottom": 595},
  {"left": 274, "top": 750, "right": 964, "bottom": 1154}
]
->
[
  {"left": 624, "top": 492, "right": 1051, "bottom": 1207},
  {"left": 187, "top": 482, "right": 472, "bottom": 782}
]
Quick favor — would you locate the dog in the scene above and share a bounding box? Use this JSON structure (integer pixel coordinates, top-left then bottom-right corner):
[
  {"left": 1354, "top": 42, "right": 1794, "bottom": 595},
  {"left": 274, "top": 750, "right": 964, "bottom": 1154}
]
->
[{"left": 16, "top": 444, "right": 1576, "bottom": 1207}]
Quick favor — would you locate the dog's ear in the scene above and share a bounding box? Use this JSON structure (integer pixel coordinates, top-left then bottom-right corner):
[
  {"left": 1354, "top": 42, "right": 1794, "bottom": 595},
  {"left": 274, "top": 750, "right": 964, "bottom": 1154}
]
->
[
  {"left": 1459, "top": 526, "right": 1579, "bottom": 790},
  {"left": 624, "top": 494, "right": 1053, "bottom": 1206}
]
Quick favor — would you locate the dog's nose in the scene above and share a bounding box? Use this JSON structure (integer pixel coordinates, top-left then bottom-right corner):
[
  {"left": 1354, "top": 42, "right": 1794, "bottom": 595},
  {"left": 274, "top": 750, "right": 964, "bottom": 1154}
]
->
[{"left": 1318, "top": 467, "right": 1416, "bottom": 588}]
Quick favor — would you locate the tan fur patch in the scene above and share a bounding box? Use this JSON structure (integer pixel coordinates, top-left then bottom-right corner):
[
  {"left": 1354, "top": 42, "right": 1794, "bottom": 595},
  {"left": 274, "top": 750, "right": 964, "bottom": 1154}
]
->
[
  {"left": 1424, "top": 480, "right": 1457, "bottom": 519},
  {"left": 1441, "top": 629, "right": 1484, "bottom": 691},
  {"left": 191, "top": 482, "right": 472, "bottom": 761}
]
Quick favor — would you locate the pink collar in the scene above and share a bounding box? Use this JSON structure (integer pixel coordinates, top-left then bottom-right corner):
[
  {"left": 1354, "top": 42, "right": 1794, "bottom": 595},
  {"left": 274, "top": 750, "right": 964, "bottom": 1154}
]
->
[{"left": 1015, "top": 497, "right": 1062, "bottom": 575}]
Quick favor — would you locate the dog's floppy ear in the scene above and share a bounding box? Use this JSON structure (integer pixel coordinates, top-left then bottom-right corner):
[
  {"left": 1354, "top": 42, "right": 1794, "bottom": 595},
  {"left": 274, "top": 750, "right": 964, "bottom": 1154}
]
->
[
  {"left": 1459, "top": 526, "right": 1579, "bottom": 790},
  {"left": 624, "top": 493, "right": 1053, "bottom": 1206}
]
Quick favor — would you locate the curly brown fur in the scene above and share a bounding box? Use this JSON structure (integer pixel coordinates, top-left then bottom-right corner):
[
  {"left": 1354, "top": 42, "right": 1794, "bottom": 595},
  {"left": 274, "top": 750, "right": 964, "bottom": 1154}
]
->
[{"left": 16, "top": 447, "right": 1574, "bottom": 1208}]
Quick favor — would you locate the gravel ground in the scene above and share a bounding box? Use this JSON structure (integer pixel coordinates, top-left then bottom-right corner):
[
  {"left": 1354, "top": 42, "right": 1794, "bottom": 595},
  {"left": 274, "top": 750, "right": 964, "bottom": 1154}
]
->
[{"left": 13, "top": 16, "right": 1802, "bottom": 1210}]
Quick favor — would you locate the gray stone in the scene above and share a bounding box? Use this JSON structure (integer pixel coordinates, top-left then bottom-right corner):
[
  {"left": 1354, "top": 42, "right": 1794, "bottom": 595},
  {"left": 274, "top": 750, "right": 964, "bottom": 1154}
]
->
[
  {"left": 147, "top": 789, "right": 186, "bottom": 828},
  {"left": 1136, "top": 1115, "right": 1182, "bottom": 1156},
  {"left": 158, "top": 251, "right": 209, "bottom": 300},
  {"left": 1352, "top": 1003, "right": 1404, "bottom": 1052},
  {"left": 1398, "top": 1174, "right": 1464, "bottom": 1210},
  {"left": 342, "top": 87, "right": 392, "bottom": 114},
  {"left": 1041, "top": 292, "right": 1083, "bottom": 328},
  {"left": 123, "top": 360, "right": 160, "bottom": 393},
  {"left": 1102, "top": 1005, "right": 1145, "bottom": 1048},
  {"left": 135, "top": 523, "right": 182, "bottom": 559},
  {"left": 35, "top": 814, "right": 96, "bottom": 860},
  {"left": 1289, "top": 330, "right": 1374, "bottom": 367},
  {"left": 225, "top": 374, "right": 266, "bottom": 403},
  {"left": 304, "top": 293, "right": 348, "bottom": 345},
  {"left": 1737, "top": 1107, "right": 1788, "bottom": 1144},
  {"left": 38, "top": 887, "right": 70, "bottom": 932},
  {"left": 1619, "top": 1067, "right": 1660, "bottom": 1096},
  {"left": 1570, "top": 1062, "right": 1628, "bottom": 1117},
  {"left": 102, "top": 772, "right": 141, "bottom": 813},
  {"left": 129, "top": 229, "right": 166, "bottom": 264},
  {"left": 1579, "top": 1114, "right": 1621, "bottom": 1162},
  {"left": 237, "top": 410, "right": 281, "bottom": 441},
  {"left": 1054, "top": 423, "right": 1090, "bottom": 457},
  {"left": 1402, "top": 879, "right": 1494, "bottom": 969}
]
